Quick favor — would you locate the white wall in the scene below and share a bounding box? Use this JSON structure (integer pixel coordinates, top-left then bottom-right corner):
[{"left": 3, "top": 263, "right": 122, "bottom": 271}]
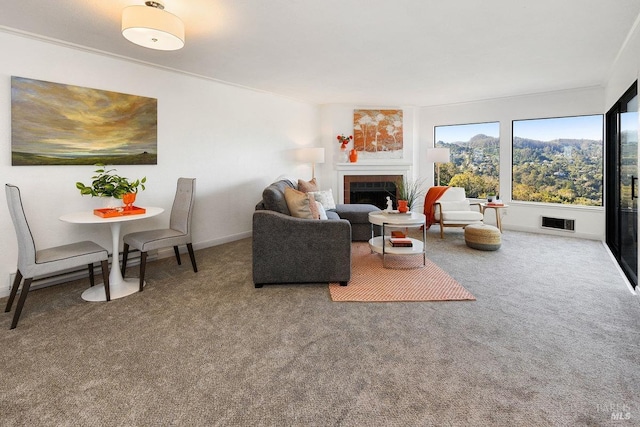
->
[
  {"left": 0, "top": 31, "right": 319, "bottom": 296},
  {"left": 605, "top": 15, "right": 640, "bottom": 109},
  {"left": 417, "top": 87, "right": 606, "bottom": 240}
]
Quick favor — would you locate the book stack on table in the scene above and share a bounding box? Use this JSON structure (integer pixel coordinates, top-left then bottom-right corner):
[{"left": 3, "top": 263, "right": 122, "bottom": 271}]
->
[{"left": 389, "top": 237, "right": 413, "bottom": 247}]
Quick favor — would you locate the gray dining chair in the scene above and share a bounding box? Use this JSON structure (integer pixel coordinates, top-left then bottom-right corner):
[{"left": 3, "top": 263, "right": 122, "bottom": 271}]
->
[
  {"left": 4, "top": 184, "right": 111, "bottom": 329},
  {"left": 121, "top": 178, "right": 197, "bottom": 291}
]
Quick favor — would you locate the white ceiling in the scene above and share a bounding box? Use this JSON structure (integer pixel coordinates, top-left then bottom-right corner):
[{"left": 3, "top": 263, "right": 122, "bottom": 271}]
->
[{"left": 2, "top": 0, "right": 640, "bottom": 106}]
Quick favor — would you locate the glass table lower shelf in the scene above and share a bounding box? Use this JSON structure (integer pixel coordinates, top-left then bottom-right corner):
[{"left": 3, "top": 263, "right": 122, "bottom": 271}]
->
[{"left": 368, "top": 236, "right": 426, "bottom": 268}]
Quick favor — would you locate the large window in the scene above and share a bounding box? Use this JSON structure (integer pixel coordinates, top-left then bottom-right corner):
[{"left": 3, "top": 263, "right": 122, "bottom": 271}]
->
[
  {"left": 434, "top": 122, "right": 499, "bottom": 198},
  {"left": 512, "top": 115, "right": 603, "bottom": 206}
]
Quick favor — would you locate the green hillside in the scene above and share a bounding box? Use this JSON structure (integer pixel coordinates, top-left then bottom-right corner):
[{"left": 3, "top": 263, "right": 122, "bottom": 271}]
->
[{"left": 436, "top": 134, "right": 603, "bottom": 206}]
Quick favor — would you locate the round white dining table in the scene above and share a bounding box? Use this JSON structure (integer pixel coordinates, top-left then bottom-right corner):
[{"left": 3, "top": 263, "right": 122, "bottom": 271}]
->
[{"left": 59, "top": 207, "right": 164, "bottom": 302}]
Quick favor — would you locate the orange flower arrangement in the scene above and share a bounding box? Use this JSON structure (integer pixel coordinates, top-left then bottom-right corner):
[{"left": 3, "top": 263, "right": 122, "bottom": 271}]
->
[{"left": 337, "top": 134, "right": 353, "bottom": 150}]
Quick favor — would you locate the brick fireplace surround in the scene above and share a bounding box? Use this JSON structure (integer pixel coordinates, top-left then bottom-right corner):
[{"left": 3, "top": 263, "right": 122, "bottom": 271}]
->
[{"left": 336, "top": 162, "right": 413, "bottom": 208}]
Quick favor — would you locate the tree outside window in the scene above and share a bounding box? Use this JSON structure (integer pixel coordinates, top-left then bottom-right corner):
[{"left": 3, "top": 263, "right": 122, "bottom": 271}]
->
[
  {"left": 512, "top": 115, "right": 603, "bottom": 206},
  {"left": 434, "top": 122, "right": 500, "bottom": 198}
]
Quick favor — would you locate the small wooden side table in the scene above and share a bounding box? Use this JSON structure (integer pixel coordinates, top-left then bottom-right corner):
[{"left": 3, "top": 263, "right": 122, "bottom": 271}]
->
[{"left": 481, "top": 203, "right": 509, "bottom": 233}]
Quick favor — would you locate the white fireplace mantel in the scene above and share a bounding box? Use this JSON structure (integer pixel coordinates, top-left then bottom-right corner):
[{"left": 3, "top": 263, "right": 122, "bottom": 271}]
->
[{"left": 337, "top": 162, "right": 413, "bottom": 204}]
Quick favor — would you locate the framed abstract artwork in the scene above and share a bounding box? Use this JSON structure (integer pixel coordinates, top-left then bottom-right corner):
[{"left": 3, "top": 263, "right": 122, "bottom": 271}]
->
[
  {"left": 353, "top": 109, "right": 403, "bottom": 160},
  {"left": 11, "top": 76, "right": 157, "bottom": 166}
]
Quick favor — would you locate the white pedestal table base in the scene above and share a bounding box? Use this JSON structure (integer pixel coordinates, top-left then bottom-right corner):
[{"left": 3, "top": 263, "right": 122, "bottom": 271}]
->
[{"left": 82, "top": 220, "right": 147, "bottom": 301}]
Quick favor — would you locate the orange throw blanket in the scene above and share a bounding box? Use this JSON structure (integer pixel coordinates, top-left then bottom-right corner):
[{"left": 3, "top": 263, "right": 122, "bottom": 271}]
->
[{"left": 423, "top": 186, "right": 450, "bottom": 228}]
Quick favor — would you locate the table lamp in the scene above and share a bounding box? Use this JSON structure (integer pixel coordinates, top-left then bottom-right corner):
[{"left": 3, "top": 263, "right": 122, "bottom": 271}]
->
[
  {"left": 426, "top": 147, "right": 451, "bottom": 186},
  {"left": 296, "top": 147, "right": 325, "bottom": 180}
]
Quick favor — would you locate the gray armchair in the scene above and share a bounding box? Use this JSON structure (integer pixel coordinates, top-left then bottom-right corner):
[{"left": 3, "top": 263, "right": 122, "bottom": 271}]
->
[{"left": 252, "top": 210, "right": 351, "bottom": 287}]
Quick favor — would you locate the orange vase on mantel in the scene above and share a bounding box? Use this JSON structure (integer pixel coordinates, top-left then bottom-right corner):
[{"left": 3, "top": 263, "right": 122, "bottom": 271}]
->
[{"left": 349, "top": 149, "right": 358, "bottom": 163}]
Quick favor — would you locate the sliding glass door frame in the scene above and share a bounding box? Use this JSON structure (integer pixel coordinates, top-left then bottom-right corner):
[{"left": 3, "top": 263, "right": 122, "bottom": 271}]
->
[{"left": 606, "top": 81, "right": 638, "bottom": 288}]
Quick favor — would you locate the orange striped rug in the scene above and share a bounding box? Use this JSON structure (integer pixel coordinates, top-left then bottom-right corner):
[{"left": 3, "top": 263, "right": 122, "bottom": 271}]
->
[{"left": 329, "top": 243, "right": 475, "bottom": 302}]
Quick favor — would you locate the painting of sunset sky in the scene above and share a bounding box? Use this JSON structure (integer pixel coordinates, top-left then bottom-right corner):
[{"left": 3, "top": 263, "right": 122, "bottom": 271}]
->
[{"left": 11, "top": 76, "right": 157, "bottom": 165}]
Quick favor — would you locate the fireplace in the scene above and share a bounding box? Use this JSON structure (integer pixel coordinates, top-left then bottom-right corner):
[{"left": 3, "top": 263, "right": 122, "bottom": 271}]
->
[
  {"left": 344, "top": 175, "right": 402, "bottom": 209},
  {"left": 336, "top": 162, "right": 412, "bottom": 207}
]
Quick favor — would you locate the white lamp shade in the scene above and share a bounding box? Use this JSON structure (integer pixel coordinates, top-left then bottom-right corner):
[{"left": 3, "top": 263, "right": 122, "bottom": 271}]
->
[
  {"left": 296, "top": 147, "right": 325, "bottom": 163},
  {"left": 426, "top": 147, "right": 451, "bottom": 163},
  {"left": 122, "top": 5, "right": 185, "bottom": 51}
]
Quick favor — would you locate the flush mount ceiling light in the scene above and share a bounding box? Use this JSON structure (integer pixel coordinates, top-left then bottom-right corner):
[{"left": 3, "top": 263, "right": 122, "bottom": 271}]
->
[{"left": 122, "top": 1, "right": 185, "bottom": 51}]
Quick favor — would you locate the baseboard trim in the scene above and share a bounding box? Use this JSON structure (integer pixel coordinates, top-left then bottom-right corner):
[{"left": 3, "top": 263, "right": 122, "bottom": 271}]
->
[
  {"left": 504, "top": 224, "right": 603, "bottom": 241},
  {"left": 155, "top": 231, "right": 252, "bottom": 258},
  {"left": 601, "top": 242, "right": 637, "bottom": 295}
]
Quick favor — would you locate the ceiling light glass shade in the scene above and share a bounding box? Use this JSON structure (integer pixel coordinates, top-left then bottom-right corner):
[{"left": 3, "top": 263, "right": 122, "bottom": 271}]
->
[{"left": 122, "top": 5, "right": 185, "bottom": 51}]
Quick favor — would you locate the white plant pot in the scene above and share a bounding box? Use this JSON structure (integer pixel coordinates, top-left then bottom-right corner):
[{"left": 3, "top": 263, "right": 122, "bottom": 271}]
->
[{"left": 101, "top": 197, "right": 120, "bottom": 209}]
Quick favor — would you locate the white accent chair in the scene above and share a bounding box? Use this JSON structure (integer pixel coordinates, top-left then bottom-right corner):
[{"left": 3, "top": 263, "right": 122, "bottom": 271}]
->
[
  {"left": 5, "top": 184, "right": 110, "bottom": 329},
  {"left": 433, "top": 187, "right": 484, "bottom": 238},
  {"left": 121, "top": 178, "right": 197, "bottom": 291}
]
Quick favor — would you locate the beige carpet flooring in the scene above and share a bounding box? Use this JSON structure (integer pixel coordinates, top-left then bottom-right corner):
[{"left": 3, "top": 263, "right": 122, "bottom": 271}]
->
[{"left": 0, "top": 228, "right": 639, "bottom": 426}]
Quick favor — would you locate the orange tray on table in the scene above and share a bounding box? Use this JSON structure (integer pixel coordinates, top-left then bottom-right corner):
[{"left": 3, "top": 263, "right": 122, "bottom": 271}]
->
[{"left": 93, "top": 206, "right": 146, "bottom": 218}]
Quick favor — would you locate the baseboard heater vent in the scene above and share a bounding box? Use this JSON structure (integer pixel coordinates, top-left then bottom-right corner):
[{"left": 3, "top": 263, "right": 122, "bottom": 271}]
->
[{"left": 541, "top": 216, "right": 575, "bottom": 232}]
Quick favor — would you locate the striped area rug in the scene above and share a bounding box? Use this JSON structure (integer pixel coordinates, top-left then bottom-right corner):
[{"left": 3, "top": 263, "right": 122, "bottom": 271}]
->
[{"left": 329, "top": 242, "right": 475, "bottom": 302}]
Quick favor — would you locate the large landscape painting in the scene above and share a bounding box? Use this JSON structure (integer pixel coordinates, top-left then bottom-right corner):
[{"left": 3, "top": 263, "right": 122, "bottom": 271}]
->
[{"left": 11, "top": 76, "right": 157, "bottom": 166}]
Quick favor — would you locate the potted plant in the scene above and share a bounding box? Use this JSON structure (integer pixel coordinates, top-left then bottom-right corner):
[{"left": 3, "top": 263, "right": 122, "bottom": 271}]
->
[
  {"left": 76, "top": 164, "right": 146, "bottom": 207},
  {"left": 395, "top": 177, "right": 425, "bottom": 212},
  {"left": 487, "top": 192, "right": 496, "bottom": 203}
]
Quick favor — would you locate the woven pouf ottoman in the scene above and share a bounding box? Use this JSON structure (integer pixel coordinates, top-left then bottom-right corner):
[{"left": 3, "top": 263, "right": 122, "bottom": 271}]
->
[{"left": 465, "top": 223, "right": 501, "bottom": 251}]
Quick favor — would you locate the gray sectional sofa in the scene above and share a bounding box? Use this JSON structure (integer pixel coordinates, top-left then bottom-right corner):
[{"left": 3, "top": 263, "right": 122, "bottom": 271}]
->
[{"left": 252, "top": 178, "right": 379, "bottom": 288}]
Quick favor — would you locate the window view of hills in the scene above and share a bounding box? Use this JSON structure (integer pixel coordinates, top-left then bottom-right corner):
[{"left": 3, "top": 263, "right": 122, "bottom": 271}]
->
[
  {"left": 436, "top": 134, "right": 499, "bottom": 198},
  {"left": 435, "top": 116, "right": 604, "bottom": 206},
  {"left": 512, "top": 136, "right": 603, "bottom": 206},
  {"left": 513, "top": 115, "right": 603, "bottom": 206},
  {"left": 619, "top": 110, "right": 639, "bottom": 210}
]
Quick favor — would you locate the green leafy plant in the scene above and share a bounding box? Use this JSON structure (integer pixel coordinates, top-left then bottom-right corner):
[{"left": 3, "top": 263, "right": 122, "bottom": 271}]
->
[
  {"left": 396, "top": 177, "right": 425, "bottom": 210},
  {"left": 76, "top": 164, "right": 146, "bottom": 199}
]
